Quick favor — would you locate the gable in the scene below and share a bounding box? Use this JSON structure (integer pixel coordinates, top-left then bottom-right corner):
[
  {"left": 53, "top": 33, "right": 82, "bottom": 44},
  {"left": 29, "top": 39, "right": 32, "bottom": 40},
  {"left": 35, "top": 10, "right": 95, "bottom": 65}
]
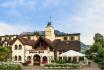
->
[{"left": 33, "top": 36, "right": 54, "bottom": 50}]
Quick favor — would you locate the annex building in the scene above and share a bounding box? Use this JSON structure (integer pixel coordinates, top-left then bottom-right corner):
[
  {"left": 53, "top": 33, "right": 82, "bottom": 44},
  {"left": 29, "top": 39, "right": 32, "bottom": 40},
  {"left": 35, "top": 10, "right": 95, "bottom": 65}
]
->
[{"left": 0, "top": 22, "right": 80, "bottom": 65}]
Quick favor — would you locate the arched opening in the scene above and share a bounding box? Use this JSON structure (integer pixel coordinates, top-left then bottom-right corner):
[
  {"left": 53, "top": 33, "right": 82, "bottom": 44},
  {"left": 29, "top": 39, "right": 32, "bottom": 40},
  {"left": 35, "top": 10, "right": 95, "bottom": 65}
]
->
[
  {"left": 42, "top": 56, "right": 48, "bottom": 64},
  {"left": 33, "top": 55, "right": 40, "bottom": 65},
  {"left": 26, "top": 56, "right": 31, "bottom": 64}
]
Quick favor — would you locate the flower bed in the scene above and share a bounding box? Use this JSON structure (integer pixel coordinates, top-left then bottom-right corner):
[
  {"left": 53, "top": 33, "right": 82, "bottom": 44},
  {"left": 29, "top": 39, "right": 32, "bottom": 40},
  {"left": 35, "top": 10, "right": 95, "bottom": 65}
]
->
[
  {"left": 0, "top": 62, "right": 23, "bottom": 70},
  {"left": 43, "top": 64, "right": 79, "bottom": 69}
]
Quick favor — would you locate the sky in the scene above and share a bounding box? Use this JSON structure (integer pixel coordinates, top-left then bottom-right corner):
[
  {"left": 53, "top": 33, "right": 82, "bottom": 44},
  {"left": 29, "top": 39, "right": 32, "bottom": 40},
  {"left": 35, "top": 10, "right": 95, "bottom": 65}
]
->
[{"left": 0, "top": 0, "right": 104, "bottom": 45}]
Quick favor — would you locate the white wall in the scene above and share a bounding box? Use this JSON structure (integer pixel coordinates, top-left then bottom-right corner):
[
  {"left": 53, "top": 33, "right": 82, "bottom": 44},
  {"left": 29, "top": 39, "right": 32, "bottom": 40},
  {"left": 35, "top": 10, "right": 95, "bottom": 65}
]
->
[{"left": 12, "top": 39, "right": 25, "bottom": 63}]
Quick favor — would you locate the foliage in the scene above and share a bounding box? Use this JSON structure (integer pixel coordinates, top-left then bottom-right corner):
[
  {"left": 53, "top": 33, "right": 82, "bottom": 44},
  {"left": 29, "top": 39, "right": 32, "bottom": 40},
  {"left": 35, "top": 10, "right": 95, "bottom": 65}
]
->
[
  {"left": 0, "top": 46, "right": 10, "bottom": 61},
  {"left": 0, "top": 62, "right": 22, "bottom": 70},
  {"left": 33, "top": 31, "right": 40, "bottom": 36},
  {"left": 85, "top": 33, "right": 104, "bottom": 70},
  {"left": 44, "top": 64, "right": 79, "bottom": 69},
  {"left": 51, "top": 60, "right": 66, "bottom": 64}
]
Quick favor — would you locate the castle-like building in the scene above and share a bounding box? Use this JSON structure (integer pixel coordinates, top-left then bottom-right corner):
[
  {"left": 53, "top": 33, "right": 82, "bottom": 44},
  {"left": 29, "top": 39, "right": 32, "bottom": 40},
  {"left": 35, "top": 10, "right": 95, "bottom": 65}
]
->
[{"left": 0, "top": 22, "right": 80, "bottom": 65}]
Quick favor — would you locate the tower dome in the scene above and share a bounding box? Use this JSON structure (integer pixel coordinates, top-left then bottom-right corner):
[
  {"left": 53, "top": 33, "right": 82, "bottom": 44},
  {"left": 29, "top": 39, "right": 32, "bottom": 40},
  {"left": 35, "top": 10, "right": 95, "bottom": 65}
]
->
[{"left": 47, "top": 22, "right": 52, "bottom": 27}]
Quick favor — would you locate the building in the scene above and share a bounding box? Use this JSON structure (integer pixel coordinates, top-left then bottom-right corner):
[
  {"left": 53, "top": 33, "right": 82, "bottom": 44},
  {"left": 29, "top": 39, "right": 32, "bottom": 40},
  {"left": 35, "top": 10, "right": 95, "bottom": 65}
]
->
[{"left": 0, "top": 22, "right": 80, "bottom": 65}]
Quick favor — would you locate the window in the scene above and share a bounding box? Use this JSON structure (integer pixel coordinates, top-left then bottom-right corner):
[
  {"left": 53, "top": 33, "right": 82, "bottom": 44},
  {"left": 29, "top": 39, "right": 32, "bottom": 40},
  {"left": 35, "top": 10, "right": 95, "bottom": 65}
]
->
[
  {"left": 71, "top": 36, "right": 74, "bottom": 40},
  {"left": 64, "top": 37, "right": 67, "bottom": 40},
  {"left": 9, "top": 37, "right": 11, "bottom": 40},
  {"left": 0, "top": 38, "right": 1, "bottom": 41},
  {"left": 15, "top": 45, "right": 17, "bottom": 50},
  {"left": 14, "top": 56, "right": 17, "bottom": 61},
  {"left": 19, "top": 56, "right": 22, "bottom": 61},
  {"left": 28, "top": 36, "right": 31, "bottom": 39},
  {"left": 27, "top": 56, "right": 31, "bottom": 61},
  {"left": 59, "top": 51, "right": 62, "bottom": 54},
  {"left": 19, "top": 45, "right": 22, "bottom": 50}
]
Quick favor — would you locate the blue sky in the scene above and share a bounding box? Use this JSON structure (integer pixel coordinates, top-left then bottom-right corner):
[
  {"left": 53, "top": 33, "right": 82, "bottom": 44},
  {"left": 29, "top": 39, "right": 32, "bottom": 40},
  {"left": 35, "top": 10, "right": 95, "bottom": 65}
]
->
[{"left": 0, "top": 0, "right": 104, "bottom": 45}]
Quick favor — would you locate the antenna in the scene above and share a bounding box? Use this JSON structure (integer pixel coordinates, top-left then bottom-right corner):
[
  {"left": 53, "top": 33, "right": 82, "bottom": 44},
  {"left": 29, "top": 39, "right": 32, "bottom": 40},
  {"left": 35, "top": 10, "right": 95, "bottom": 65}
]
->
[{"left": 49, "top": 16, "right": 52, "bottom": 22}]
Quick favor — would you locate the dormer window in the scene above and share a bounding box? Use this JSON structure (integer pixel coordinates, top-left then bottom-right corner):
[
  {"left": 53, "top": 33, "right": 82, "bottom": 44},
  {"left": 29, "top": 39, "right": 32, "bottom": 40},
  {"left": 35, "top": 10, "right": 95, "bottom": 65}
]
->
[
  {"left": 64, "top": 37, "right": 67, "bottom": 40},
  {"left": 9, "top": 37, "right": 11, "bottom": 40},
  {"left": 71, "top": 36, "right": 74, "bottom": 40},
  {"left": 28, "top": 36, "right": 31, "bottom": 40}
]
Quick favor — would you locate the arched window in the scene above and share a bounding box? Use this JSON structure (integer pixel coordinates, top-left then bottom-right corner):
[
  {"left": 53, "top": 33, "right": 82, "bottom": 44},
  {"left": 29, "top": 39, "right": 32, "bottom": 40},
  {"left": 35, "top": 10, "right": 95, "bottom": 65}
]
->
[
  {"left": 27, "top": 56, "right": 31, "bottom": 61},
  {"left": 19, "top": 56, "right": 22, "bottom": 61},
  {"left": 19, "top": 45, "right": 22, "bottom": 50},
  {"left": 42, "top": 56, "right": 47, "bottom": 64},
  {"left": 15, "top": 45, "right": 17, "bottom": 50},
  {"left": 14, "top": 56, "right": 17, "bottom": 61}
]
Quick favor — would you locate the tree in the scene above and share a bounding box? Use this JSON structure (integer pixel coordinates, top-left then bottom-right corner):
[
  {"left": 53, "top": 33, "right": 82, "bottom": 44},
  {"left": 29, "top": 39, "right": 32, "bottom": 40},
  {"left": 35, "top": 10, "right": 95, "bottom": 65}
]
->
[
  {"left": 85, "top": 33, "right": 104, "bottom": 62},
  {"left": 0, "top": 46, "right": 10, "bottom": 61},
  {"left": 33, "top": 31, "right": 40, "bottom": 36},
  {"left": 91, "top": 33, "right": 104, "bottom": 53}
]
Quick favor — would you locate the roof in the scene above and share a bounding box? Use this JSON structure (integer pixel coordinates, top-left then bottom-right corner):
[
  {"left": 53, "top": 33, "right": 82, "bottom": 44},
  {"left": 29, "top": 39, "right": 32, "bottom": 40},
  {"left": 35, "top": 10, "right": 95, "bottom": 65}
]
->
[
  {"left": 5, "top": 39, "right": 16, "bottom": 45},
  {"left": 33, "top": 37, "right": 80, "bottom": 51},
  {"left": 53, "top": 40, "right": 80, "bottom": 51},
  {"left": 0, "top": 35, "right": 18, "bottom": 37},
  {"left": 18, "top": 38, "right": 35, "bottom": 46},
  {"left": 34, "top": 36, "right": 54, "bottom": 49},
  {"left": 55, "top": 33, "right": 80, "bottom": 36},
  {"left": 59, "top": 50, "right": 85, "bottom": 57},
  {"left": 8, "top": 36, "right": 80, "bottom": 52}
]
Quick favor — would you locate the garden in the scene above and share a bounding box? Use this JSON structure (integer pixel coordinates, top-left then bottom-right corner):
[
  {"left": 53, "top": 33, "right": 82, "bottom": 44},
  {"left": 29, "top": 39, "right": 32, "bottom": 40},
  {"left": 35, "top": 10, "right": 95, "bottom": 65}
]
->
[
  {"left": 0, "top": 62, "right": 23, "bottom": 70},
  {"left": 43, "top": 60, "right": 80, "bottom": 69}
]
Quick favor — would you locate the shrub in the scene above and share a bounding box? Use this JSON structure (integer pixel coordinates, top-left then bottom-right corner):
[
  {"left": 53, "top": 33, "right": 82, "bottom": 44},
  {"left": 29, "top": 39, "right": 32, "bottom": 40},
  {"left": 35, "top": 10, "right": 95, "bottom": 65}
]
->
[
  {"left": 44, "top": 64, "right": 79, "bottom": 69},
  {"left": 0, "top": 62, "right": 23, "bottom": 70},
  {"left": 51, "top": 60, "right": 66, "bottom": 64}
]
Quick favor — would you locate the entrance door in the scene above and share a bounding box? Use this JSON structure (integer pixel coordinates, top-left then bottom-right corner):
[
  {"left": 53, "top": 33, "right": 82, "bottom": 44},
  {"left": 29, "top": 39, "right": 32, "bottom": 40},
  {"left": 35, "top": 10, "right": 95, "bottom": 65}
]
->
[{"left": 33, "top": 55, "right": 40, "bottom": 65}]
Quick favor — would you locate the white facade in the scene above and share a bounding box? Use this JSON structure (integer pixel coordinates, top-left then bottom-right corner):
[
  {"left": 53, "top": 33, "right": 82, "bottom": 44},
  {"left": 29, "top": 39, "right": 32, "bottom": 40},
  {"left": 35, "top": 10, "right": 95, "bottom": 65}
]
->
[
  {"left": 10, "top": 23, "right": 80, "bottom": 65},
  {"left": 12, "top": 39, "right": 25, "bottom": 63},
  {"left": 12, "top": 38, "right": 54, "bottom": 65}
]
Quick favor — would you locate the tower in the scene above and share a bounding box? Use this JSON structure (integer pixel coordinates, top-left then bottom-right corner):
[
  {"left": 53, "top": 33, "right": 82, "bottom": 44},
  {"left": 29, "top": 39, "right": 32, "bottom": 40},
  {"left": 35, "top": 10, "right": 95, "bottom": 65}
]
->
[{"left": 45, "top": 21, "right": 55, "bottom": 41}]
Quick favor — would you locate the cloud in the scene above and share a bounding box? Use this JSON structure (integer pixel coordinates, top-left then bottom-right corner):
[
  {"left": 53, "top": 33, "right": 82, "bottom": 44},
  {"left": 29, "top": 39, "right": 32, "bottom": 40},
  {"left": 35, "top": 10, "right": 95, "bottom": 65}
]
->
[
  {"left": 1, "top": 0, "right": 36, "bottom": 9},
  {"left": 43, "top": 0, "right": 60, "bottom": 7},
  {"left": 54, "top": 0, "right": 104, "bottom": 45},
  {"left": 0, "top": 22, "right": 32, "bottom": 35}
]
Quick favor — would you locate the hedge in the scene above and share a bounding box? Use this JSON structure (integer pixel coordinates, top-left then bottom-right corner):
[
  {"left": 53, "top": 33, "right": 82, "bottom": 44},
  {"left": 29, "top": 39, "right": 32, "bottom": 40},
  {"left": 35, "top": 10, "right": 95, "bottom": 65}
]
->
[
  {"left": 0, "top": 62, "right": 23, "bottom": 70},
  {"left": 44, "top": 64, "right": 79, "bottom": 69}
]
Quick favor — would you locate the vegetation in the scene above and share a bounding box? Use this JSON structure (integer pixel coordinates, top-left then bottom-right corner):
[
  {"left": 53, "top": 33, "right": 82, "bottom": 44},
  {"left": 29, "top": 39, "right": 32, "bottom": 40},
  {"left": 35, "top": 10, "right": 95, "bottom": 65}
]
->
[
  {"left": 85, "top": 33, "right": 104, "bottom": 69},
  {"left": 51, "top": 60, "right": 66, "bottom": 64},
  {"left": 33, "top": 31, "right": 40, "bottom": 36},
  {"left": 44, "top": 64, "right": 79, "bottom": 69},
  {"left": 0, "top": 46, "right": 10, "bottom": 61},
  {"left": 0, "top": 62, "right": 22, "bottom": 70}
]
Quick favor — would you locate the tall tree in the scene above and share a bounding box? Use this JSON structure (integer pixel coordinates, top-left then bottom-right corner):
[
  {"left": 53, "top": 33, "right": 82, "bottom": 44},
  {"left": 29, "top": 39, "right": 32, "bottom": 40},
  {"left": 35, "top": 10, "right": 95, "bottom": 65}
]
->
[{"left": 0, "top": 46, "right": 10, "bottom": 61}]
